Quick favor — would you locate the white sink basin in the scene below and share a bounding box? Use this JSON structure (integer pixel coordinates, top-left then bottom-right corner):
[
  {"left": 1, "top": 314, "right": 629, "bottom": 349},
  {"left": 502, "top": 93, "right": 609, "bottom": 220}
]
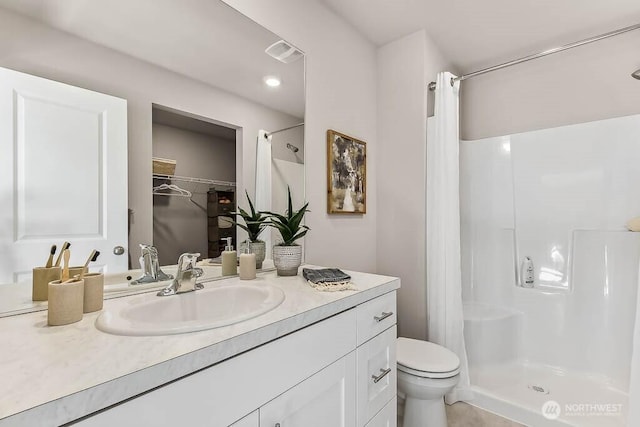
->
[{"left": 96, "top": 282, "right": 285, "bottom": 336}]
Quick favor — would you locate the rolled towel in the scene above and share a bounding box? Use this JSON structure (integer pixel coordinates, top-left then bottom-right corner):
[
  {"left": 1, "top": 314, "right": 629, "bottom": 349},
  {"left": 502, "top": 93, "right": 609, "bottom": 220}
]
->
[
  {"left": 302, "top": 268, "right": 357, "bottom": 292},
  {"left": 627, "top": 217, "right": 640, "bottom": 232}
]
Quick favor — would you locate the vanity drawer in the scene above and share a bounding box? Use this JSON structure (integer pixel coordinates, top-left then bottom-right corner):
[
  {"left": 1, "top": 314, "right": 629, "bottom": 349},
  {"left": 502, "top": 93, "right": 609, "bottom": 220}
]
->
[
  {"left": 357, "top": 325, "right": 397, "bottom": 426},
  {"left": 356, "top": 291, "right": 396, "bottom": 345},
  {"left": 365, "top": 396, "right": 397, "bottom": 427}
]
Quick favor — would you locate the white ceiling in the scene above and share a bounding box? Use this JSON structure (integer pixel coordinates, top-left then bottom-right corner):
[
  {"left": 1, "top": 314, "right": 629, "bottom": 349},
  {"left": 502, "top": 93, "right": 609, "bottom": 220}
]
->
[
  {"left": 0, "top": 0, "right": 305, "bottom": 118},
  {"left": 320, "top": 0, "right": 640, "bottom": 72}
]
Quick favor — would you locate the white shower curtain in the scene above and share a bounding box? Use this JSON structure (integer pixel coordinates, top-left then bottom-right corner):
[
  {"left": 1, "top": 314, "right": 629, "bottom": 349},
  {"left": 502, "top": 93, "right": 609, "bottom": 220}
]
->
[
  {"left": 426, "top": 71, "right": 472, "bottom": 404},
  {"left": 255, "top": 130, "right": 272, "bottom": 259}
]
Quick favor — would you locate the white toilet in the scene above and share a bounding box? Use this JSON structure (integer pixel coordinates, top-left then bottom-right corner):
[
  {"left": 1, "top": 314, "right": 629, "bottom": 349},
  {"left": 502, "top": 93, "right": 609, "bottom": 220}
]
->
[{"left": 397, "top": 337, "right": 461, "bottom": 427}]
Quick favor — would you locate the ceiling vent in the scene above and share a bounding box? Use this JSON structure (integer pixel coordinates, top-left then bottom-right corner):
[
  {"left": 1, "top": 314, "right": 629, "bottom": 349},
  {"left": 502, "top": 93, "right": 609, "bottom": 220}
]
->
[{"left": 265, "top": 40, "right": 304, "bottom": 64}]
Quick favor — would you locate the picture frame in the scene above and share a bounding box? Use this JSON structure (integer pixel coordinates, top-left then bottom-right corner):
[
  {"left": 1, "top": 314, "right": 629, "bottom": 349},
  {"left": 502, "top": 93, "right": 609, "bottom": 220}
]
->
[{"left": 326, "top": 129, "right": 366, "bottom": 214}]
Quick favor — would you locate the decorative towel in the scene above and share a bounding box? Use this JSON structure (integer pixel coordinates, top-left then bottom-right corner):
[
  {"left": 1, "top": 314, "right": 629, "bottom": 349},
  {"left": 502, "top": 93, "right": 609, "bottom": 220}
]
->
[{"left": 302, "top": 268, "right": 357, "bottom": 292}]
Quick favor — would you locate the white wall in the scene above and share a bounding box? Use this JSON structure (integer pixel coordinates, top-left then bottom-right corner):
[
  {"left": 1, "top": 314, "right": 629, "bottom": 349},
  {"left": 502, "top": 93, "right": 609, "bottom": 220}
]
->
[
  {"left": 0, "top": 7, "right": 300, "bottom": 263},
  {"left": 376, "top": 30, "right": 453, "bottom": 340},
  {"left": 152, "top": 124, "right": 236, "bottom": 182},
  {"left": 460, "top": 29, "right": 640, "bottom": 140},
  {"left": 223, "top": 0, "right": 379, "bottom": 273},
  {"left": 271, "top": 125, "right": 304, "bottom": 165}
]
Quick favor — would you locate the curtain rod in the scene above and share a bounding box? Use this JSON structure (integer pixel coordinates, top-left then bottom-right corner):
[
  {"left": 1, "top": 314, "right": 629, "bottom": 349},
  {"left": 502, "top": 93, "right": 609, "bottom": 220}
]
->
[
  {"left": 266, "top": 122, "right": 304, "bottom": 136},
  {"left": 428, "top": 22, "right": 640, "bottom": 91}
]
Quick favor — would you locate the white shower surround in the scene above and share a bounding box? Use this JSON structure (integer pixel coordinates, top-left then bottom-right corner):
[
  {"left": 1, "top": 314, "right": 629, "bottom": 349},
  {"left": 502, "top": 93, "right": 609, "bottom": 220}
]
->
[
  {"left": 270, "top": 125, "right": 305, "bottom": 258},
  {"left": 459, "top": 114, "right": 640, "bottom": 426}
]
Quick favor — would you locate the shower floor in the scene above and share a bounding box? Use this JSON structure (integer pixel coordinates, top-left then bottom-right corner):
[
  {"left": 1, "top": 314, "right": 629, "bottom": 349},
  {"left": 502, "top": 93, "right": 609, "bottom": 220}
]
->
[{"left": 468, "top": 361, "right": 627, "bottom": 427}]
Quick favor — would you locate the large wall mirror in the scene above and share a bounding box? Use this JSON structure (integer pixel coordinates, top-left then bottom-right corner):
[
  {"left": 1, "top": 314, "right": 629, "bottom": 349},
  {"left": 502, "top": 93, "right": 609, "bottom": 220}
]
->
[{"left": 0, "top": 0, "right": 305, "bottom": 316}]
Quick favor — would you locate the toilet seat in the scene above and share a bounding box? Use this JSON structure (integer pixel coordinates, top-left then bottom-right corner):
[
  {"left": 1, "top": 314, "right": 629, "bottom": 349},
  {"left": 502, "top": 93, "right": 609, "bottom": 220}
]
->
[
  {"left": 397, "top": 337, "right": 461, "bottom": 379},
  {"left": 397, "top": 363, "right": 460, "bottom": 379}
]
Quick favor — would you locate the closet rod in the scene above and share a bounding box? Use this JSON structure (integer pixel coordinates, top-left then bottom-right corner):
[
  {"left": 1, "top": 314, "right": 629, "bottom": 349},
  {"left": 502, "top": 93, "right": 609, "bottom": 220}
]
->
[
  {"left": 266, "top": 122, "right": 304, "bottom": 136},
  {"left": 428, "top": 22, "right": 640, "bottom": 91},
  {"left": 153, "top": 173, "right": 236, "bottom": 187}
]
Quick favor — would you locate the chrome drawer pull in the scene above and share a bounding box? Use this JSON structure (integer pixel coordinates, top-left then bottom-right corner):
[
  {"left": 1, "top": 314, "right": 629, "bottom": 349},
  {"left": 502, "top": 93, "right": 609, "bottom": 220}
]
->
[
  {"left": 374, "top": 311, "right": 393, "bottom": 322},
  {"left": 372, "top": 367, "right": 392, "bottom": 383}
]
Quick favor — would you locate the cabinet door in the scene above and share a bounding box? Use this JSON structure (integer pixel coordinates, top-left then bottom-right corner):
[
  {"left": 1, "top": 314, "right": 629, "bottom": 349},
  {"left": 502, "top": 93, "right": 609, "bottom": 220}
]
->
[
  {"left": 365, "top": 397, "right": 397, "bottom": 427},
  {"left": 260, "top": 352, "right": 356, "bottom": 427},
  {"left": 357, "top": 326, "right": 397, "bottom": 426}
]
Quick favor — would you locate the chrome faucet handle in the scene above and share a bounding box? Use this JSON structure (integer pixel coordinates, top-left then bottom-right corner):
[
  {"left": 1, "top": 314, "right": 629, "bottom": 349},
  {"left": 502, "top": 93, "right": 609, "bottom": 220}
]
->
[
  {"left": 149, "top": 246, "right": 173, "bottom": 281},
  {"left": 140, "top": 244, "right": 154, "bottom": 274},
  {"left": 131, "top": 244, "right": 157, "bottom": 285},
  {"left": 131, "top": 244, "right": 173, "bottom": 285},
  {"left": 157, "top": 252, "right": 203, "bottom": 296}
]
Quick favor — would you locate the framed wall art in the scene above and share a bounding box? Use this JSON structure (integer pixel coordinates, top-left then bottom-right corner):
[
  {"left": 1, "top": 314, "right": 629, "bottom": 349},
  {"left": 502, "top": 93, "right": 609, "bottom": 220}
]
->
[{"left": 327, "top": 129, "right": 366, "bottom": 214}]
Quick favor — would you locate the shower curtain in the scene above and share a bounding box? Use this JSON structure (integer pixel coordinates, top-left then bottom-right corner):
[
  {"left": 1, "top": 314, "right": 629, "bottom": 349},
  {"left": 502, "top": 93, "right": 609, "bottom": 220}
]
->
[
  {"left": 426, "top": 71, "right": 472, "bottom": 403},
  {"left": 255, "top": 131, "right": 272, "bottom": 259}
]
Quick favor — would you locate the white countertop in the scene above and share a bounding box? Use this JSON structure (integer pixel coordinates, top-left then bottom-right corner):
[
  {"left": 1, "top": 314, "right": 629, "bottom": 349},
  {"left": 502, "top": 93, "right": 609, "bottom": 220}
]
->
[{"left": 0, "top": 267, "right": 399, "bottom": 426}]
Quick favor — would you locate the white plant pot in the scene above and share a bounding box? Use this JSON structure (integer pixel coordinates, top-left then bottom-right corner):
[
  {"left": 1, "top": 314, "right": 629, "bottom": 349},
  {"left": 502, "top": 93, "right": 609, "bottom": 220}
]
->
[
  {"left": 239, "top": 240, "right": 266, "bottom": 269},
  {"left": 272, "top": 245, "right": 302, "bottom": 276}
]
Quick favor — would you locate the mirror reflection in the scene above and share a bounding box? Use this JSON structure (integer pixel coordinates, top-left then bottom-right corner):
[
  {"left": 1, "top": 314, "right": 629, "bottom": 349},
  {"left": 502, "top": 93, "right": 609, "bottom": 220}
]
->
[{"left": 0, "top": 0, "right": 305, "bottom": 316}]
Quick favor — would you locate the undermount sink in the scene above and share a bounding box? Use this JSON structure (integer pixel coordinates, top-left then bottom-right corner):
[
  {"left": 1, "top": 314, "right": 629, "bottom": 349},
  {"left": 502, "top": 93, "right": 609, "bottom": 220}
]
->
[{"left": 96, "top": 281, "right": 285, "bottom": 336}]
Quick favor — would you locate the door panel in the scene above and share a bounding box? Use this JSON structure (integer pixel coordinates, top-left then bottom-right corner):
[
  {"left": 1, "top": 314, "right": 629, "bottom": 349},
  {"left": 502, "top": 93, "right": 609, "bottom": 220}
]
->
[{"left": 0, "top": 67, "right": 128, "bottom": 283}]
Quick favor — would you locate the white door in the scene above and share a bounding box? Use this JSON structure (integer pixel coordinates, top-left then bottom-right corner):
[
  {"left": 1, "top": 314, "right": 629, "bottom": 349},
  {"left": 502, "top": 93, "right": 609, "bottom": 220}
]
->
[
  {"left": 0, "top": 67, "right": 128, "bottom": 283},
  {"left": 260, "top": 352, "right": 357, "bottom": 427}
]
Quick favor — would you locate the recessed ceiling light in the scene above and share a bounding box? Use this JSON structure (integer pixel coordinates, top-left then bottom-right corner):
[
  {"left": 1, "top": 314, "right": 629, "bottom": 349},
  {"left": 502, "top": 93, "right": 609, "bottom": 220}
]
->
[{"left": 264, "top": 76, "right": 281, "bottom": 87}]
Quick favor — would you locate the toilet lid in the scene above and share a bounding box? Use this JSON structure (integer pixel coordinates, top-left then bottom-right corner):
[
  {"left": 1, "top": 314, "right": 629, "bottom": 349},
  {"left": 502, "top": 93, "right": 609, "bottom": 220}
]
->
[{"left": 397, "top": 337, "right": 460, "bottom": 375}]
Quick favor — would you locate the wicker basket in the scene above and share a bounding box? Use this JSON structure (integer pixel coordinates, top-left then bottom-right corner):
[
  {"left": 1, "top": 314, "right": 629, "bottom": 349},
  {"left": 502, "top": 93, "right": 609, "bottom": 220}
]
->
[
  {"left": 272, "top": 245, "right": 302, "bottom": 276},
  {"left": 152, "top": 157, "right": 176, "bottom": 175}
]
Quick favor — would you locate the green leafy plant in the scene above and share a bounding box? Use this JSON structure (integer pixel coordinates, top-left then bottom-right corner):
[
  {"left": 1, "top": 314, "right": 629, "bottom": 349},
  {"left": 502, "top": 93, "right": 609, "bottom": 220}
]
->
[
  {"left": 265, "top": 187, "right": 310, "bottom": 246},
  {"left": 231, "top": 190, "right": 268, "bottom": 242}
]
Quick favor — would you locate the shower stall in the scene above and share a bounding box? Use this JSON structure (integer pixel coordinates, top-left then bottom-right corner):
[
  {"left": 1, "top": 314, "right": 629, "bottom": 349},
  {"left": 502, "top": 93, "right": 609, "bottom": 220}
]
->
[
  {"left": 256, "top": 124, "right": 305, "bottom": 259},
  {"left": 458, "top": 114, "right": 640, "bottom": 426},
  {"left": 423, "top": 21, "right": 640, "bottom": 426}
]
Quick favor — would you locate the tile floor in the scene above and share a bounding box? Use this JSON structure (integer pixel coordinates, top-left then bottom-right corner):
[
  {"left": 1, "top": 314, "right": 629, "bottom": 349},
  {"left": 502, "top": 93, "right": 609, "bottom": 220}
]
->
[
  {"left": 446, "top": 402, "right": 525, "bottom": 427},
  {"left": 398, "top": 398, "right": 525, "bottom": 426}
]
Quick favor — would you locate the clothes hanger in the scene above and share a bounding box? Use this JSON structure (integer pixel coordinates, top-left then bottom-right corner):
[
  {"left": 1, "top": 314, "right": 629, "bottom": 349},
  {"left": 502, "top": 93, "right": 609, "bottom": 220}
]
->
[{"left": 153, "top": 183, "right": 192, "bottom": 198}]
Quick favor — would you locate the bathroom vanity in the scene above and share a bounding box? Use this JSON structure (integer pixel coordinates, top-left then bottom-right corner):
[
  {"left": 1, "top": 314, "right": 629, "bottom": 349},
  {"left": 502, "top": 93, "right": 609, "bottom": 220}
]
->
[{"left": 0, "top": 268, "right": 399, "bottom": 427}]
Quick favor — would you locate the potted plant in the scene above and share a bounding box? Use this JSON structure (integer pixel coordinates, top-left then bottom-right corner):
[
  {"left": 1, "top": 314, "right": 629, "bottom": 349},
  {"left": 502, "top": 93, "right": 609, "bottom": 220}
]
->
[
  {"left": 231, "top": 191, "right": 268, "bottom": 269},
  {"left": 265, "top": 187, "right": 310, "bottom": 276}
]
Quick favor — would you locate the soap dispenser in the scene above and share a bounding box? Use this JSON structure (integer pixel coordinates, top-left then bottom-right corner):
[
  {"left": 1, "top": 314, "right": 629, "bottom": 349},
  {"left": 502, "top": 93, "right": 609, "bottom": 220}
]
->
[
  {"left": 239, "top": 239, "right": 256, "bottom": 280},
  {"left": 221, "top": 237, "right": 237, "bottom": 276}
]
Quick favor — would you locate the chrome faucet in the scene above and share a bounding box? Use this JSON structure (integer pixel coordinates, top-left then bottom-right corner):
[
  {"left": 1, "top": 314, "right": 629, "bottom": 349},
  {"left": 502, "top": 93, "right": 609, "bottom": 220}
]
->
[
  {"left": 131, "top": 244, "right": 173, "bottom": 285},
  {"left": 157, "top": 252, "right": 204, "bottom": 296}
]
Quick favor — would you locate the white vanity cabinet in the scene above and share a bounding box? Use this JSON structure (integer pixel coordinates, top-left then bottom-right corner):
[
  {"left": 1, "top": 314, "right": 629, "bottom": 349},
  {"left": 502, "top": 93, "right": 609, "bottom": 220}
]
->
[
  {"left": 356, "top": 291, "right": 397, "bottom": 426},
  {"left": 72, "top": 291, "right": 397, "bottom": 427}
]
